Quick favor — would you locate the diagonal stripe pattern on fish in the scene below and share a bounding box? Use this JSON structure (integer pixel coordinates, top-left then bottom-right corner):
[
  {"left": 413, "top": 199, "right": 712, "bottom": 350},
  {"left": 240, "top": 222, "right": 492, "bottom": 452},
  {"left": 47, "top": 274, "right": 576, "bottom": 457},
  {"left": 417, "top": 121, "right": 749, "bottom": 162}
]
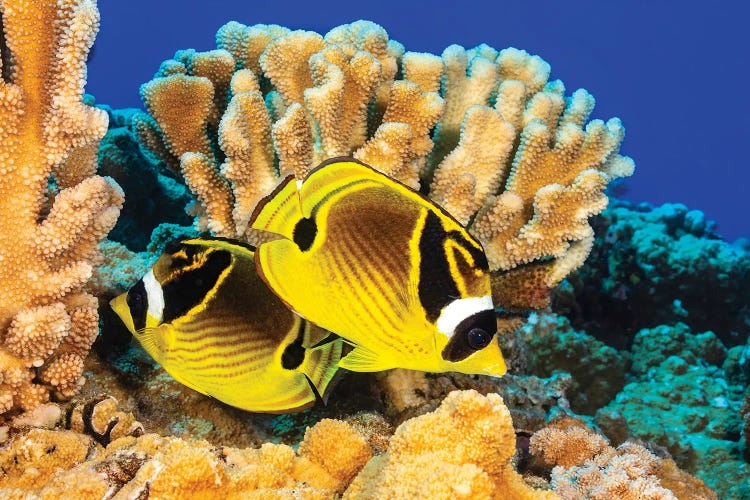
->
[
  {"left": 110, "top": 237, "right": 343, "bottom": 413},
  {"left": 250, "top": 158, "right": 507, "bottom": 377}
]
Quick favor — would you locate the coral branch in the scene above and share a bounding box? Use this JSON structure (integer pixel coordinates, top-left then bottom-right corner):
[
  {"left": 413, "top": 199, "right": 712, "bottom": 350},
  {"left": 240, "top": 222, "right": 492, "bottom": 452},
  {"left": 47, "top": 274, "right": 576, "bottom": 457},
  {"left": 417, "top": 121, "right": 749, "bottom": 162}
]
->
[
  {"left": 134, "top": 20, "right": 633, "bottom": 324},
  {"left": 0, "top": 0, "right": 122, "bottom": 417}
]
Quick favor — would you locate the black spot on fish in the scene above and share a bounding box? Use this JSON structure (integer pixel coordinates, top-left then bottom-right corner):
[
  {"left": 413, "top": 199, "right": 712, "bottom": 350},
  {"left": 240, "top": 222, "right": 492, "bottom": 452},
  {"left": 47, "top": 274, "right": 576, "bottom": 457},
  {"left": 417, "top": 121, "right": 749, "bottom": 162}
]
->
[
  {"left": 126, "top": 280, "right": 148, "bottom": 331},
  {"left": 161, "top": 249, "right": 231, "bottom": 324},
  {"left": 441, "top": 309, "right": 497, "bottom": 362},
  {"left": 281, "top": 321, "right": 306, "bottom": 370},
  {"left": 293, "top": 217, "right": 317, "bottom": 251},
  {"left": 418, "top": 211, "right": 460, "bottom": 323}
]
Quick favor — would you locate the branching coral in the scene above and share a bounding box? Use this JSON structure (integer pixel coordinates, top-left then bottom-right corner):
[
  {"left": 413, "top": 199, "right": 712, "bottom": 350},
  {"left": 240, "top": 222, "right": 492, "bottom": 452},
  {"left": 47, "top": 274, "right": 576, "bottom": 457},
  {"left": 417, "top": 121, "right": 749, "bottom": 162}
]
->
[
  {"left": 134, "top": 20, "right": 632, "bottom": 318},
  {"left": 0, "top": 0, "right": 123, "bottom": 416}
]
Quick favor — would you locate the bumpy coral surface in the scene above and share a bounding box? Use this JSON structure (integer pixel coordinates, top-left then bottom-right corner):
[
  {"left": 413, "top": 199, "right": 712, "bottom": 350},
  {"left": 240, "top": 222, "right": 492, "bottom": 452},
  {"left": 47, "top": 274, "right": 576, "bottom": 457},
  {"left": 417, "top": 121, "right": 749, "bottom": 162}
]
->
[
  {"left": 594, "top": 323, "right": 748, "bottom": 498},
  {"left": 1, "top": 390, "right": 714, "bottom": 499},
  {"left": 518, "top": 312, "right": 626, "bottom": 414},
  {"left": 556, "top": 201, "right": 750, "bottom": 348},
  {"left": 0, "top": 0, "right": 123, "bottom": 417},
  {"left": 346, "top": 390, "right": 558, "bottom": 499},
  {"left": 133, "top": 20, "right": 632, "bottom": 325},
  {"left": 530, "top": 419, "right": 717, "bottom": 499}
]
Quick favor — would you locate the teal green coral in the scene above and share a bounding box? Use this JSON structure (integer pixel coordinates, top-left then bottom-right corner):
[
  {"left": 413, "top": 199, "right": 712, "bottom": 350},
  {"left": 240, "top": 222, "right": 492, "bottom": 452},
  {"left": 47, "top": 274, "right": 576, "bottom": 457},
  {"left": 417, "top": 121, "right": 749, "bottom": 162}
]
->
[
  {"left": 595, "top": 323, "right": 748, "bottom": 499},
  {"left": 519, "top": 312, "right": 626, "bottom": 415}
]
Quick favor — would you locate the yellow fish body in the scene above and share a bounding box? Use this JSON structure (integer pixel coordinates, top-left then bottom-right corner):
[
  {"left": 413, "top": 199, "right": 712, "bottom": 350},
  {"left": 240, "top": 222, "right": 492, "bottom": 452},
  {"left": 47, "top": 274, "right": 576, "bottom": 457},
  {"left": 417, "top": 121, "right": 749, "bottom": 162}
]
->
[
  {"left": 250, "top": 158, "right": 506, "bottom": 377},
  {"left": 110, "top": 237, "right": 342, "bottom": 413}
]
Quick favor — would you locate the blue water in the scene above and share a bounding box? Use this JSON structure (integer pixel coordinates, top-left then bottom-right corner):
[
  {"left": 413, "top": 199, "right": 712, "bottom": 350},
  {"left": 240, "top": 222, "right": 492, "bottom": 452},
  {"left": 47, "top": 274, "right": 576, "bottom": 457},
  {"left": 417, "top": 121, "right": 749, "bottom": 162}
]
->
[{"left": 87, "top": 0, "right": 749, "bottom": 242}]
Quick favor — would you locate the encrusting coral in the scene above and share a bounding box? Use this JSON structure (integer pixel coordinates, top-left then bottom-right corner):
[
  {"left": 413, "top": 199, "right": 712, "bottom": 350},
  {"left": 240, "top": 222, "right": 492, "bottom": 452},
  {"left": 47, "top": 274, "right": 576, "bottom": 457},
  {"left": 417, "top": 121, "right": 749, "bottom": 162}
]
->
[
  {"left": 0, "top": 0, "right": 123, "bottom": 417},
  {"left": 0, "top": 390, "right": 536, "bottom": 498},
  {"left": 133, "top": 20, "right": 633, "bottom": 326}
]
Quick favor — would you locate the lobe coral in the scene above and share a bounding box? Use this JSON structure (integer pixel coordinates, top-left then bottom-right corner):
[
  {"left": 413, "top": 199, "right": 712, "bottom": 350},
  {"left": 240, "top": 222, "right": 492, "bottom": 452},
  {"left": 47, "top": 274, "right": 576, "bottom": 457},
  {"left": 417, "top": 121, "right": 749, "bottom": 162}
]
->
[
  {"left": 133, "top": 20, "right": 633, "bottom": 330},
  {"left": 0, "top": 0, "right": 123, "bottom": 416}
]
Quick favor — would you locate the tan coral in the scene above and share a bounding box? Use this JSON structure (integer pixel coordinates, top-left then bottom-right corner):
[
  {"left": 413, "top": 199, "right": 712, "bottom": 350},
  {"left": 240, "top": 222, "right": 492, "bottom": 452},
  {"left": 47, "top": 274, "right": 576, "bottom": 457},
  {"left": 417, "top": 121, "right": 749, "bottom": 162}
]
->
[
  {"left": 135, "top": 20, "right": 632, "bottom": 327},
  {"left": 0, "top": 0, "right": 123, "bottom": 417},
  {"left": 0, "top": 390, "right": 713, "bottom": 499},
  {"left": 0, "top": 403, "right": 372, "bottom": 499},
  {"left": 529, "top": 420, "right": 717, "bottom": 500},
  {"left": 344, "top": 390, "right": 558, "bottom": 499},
  {"left": 135, "top": 20, "right": 445, "bottom": 245}
]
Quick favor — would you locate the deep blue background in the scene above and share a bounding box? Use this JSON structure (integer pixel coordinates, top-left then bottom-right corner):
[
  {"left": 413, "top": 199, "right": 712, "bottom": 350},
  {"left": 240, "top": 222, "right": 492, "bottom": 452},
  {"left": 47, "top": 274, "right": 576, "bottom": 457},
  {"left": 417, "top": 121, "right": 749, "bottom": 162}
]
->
[{"left": 87, "top": 1, "right": 749, "bottom": 241}]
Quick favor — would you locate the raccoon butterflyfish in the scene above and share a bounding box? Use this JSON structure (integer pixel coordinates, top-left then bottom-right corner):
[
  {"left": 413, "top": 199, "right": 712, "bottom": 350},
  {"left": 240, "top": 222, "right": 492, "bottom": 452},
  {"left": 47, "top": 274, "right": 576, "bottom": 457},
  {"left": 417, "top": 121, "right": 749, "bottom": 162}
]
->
[
  {"left": 109, "top": 237, "right": 343, "bottom": 413},
  {"left": 249, "top": 157, "right": 506, "bottom": 377}
]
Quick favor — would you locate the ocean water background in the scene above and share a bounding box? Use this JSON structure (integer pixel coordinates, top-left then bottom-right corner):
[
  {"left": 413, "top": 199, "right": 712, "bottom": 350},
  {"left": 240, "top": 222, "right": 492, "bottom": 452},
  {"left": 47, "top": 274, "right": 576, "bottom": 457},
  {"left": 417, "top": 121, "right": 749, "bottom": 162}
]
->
[{"left": 87, "top": 0, "right": 748, "bottom": 242}]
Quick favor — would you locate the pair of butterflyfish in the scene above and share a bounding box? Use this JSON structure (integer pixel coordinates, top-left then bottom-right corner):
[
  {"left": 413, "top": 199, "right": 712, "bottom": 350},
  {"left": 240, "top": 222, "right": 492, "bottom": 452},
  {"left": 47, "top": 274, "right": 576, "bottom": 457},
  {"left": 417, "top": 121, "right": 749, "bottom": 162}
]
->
[{"left": 111, "top": 158, "right": 506, "bottom": 413}]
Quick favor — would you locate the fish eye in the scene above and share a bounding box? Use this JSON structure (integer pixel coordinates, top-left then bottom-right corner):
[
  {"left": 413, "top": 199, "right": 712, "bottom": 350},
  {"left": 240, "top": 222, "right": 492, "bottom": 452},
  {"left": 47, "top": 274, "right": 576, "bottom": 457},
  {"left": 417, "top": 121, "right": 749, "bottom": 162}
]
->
[
  {"left": 125, "top": 280, "right": 148, "bottom": 331},
  {"left": 467, "top": 328, "right": 491, "bottom": 350},
  {"left": 441, "top": 309, "right": 497, "bottom": 362}
]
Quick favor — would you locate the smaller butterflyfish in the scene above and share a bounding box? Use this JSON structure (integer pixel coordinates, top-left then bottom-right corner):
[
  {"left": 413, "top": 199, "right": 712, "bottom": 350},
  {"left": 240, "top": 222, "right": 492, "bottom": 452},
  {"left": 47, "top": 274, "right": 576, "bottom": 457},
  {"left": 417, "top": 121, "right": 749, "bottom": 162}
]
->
[
  {"left": 110, "top": 237, "right": 343, "bottom": 413},
  {"left": 250, "top": 157, "right": 507, "bottom": 377}
]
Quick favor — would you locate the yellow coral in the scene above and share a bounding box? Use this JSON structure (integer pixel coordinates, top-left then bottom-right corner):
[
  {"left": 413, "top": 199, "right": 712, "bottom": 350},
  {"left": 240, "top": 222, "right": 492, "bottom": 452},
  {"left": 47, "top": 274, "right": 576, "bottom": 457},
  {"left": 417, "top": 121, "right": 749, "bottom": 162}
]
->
[
  {"left": 135, "top": 20, "right": 632, "bottom": 323},
  {"left": 0, "top": 0, "right": 123, "bottom": 417},
  {"left": 344, "top": 390, "right": 558, "bottom": 499}
]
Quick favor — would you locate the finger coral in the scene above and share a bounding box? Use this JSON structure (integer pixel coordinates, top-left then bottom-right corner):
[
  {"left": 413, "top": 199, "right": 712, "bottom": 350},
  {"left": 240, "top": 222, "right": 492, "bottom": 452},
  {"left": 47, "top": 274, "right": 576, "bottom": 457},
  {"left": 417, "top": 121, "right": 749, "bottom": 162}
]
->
[
  {"left": 0, "top": 0, "right": 123, "bottom": 417},
  {"left": 134, "top": 20, "right": 633, "bottom": 317}
]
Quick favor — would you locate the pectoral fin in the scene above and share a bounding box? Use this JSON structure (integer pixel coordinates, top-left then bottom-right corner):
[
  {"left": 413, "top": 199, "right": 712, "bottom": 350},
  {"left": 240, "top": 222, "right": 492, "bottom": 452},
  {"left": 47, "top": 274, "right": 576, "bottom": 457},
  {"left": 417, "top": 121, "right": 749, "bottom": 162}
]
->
[{"left": 338, "top": 345, "right": 396, "bottom": 372}]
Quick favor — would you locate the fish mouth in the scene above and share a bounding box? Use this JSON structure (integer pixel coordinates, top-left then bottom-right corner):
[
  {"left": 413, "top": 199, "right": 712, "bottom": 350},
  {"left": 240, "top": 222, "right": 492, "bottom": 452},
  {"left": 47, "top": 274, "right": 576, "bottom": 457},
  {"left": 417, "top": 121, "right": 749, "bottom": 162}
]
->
[
  {"left": 481, "top": 362, "right": 507, "bottom": 378},
  {"left": 110, "top": 293, "right": 135, "bottom": 334}
]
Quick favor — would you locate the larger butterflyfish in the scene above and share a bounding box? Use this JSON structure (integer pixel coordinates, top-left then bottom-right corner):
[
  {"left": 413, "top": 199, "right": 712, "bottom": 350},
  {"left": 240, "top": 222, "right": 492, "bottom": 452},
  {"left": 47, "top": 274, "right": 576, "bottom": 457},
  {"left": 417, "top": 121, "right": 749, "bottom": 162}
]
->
[
  {"left": 250, "top": 157, "right": 506, "bottom": 377},
  {"left": 110, "top": 237, "right": 343, "bottom": 413}
]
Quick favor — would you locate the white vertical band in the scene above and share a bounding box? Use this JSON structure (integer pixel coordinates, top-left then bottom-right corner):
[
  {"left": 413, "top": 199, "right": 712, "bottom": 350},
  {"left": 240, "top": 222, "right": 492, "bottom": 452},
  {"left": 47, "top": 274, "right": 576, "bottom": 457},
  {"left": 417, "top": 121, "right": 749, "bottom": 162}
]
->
[
  {"left": 436, "top": 296, "right": 494, "bottom": 336},
  {"left": 143, "top": 270, "right": 165, "bottom": 321}
]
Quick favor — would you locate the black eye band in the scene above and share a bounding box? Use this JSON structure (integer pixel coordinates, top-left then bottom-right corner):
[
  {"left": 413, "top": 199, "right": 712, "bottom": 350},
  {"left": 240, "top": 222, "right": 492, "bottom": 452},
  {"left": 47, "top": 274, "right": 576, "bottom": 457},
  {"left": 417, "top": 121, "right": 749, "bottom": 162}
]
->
[
  {"left": 161, "top": 249, "right": 231, "bottom": 324},
  {"left": 164, "top": 239, "right": 184, "bottom": 255},
  {"left": 441, "top": 309, "right": 497, "bottom": 362},
  {"left": 126, "top": 279, "right": 148, "bottom": 331}
]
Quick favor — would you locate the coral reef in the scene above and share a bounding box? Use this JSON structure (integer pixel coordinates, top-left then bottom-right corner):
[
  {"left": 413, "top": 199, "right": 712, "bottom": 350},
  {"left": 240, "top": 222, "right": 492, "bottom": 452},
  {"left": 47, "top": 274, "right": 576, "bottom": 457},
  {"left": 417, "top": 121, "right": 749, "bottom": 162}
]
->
[
  {"left": 555, "top": 200, "right": 750, "bottom": 348},
  {"left": 132, "top": 20, "right": 632, "bottom": 327},
  {"left": 97, "top": 106, "right": 192, "bottom": 251},
  {"left": 529, "top": 418, "right": 717, "bottom": 499},
  {"left": 593, "top": 323, "right": 748, "bottom": 498},
  {"left": 0, "top": 0, "right": 123, "bottom": 416},
  {"left": 0, "top": 390, "right": 714, "bottom": 499},
  {"left": 0, "top": 7, "right": 743, "bottom": 498},
  {"left": 517, "top": 312, "right": 627, "bottom": 414}
]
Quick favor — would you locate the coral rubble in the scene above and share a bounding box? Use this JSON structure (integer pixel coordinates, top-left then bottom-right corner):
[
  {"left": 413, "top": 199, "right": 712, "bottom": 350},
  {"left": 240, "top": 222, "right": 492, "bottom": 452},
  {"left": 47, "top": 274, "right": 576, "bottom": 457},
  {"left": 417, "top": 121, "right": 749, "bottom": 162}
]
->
[{"left": 0, "top": 0, "right": 123, "bottom": 416}]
